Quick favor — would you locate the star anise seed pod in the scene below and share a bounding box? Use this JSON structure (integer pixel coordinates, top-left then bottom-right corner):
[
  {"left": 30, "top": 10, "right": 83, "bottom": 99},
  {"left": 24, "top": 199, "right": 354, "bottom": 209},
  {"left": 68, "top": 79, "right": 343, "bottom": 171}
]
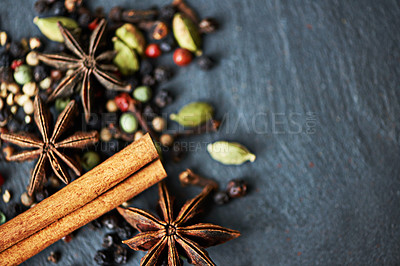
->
[
  {"left": 117, "top": 182, "right": 240, "bottom": 266},
  {"left": 38, "top": 18, "right": 131, "bottom": 122},
  {"left": 0, "top": 95, "right": 99, "bottom": 196}
]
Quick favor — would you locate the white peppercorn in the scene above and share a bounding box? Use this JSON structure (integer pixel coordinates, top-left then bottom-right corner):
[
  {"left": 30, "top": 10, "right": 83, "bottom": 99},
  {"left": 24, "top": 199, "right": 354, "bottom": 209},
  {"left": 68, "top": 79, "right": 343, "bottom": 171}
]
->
[
  {"left": 23, "top": 99, "right": 34, "bottom": 114},
  {"left": 22, "top": 81, "right": 38, "bottom": 97},
  {"left": 106, "top": 99, "right": 118, "bottom": 113},
  {"left": 26, "top": 51, "right": 39, "bottom": 66},
  {"left": 152, "top": 116, "right": 167, "bottom": 132}
]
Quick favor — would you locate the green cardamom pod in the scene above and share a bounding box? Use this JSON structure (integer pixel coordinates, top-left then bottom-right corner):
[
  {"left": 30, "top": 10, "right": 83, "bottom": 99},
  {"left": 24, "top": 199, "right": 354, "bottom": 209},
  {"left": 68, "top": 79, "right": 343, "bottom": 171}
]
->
[
  {"left": 115, "top": 23, "right": 146, "bottom": 56},
  {"left": 207, "top": 141, "right": 256, "bottom": 165},
  {"left": 113, "top": 37, "right": 139, "bottom": 76},
  {"left": 33, "top": 16, "right": 79, "bottom": 42},
  {"left": 172, "top": 13, "right": 201, "bottom": 53},
  {"left": 169, "top": 102, "right": 213, "bottom": 127}
]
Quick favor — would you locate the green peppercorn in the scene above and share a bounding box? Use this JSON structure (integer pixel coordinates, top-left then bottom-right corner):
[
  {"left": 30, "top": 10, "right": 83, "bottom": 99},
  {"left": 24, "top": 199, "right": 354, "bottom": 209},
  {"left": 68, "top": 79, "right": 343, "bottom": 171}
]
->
[
  {"left": 133, "top": 86, "right": 152, "bottom": 103},
  {"left": 55, "top": 98, "right": 70, "bottom": 112},
  {"left": 119, "top": 113, "right": 138, "bottom": 134},
  {"left": 81, "top": 151, "right": 101, "bottom": 171},
  {"left": 0, "top": 211, "right": 6, "bottom": 225},
  {"left": 13, "top": 65, "right": 32, "bottom": 85}
]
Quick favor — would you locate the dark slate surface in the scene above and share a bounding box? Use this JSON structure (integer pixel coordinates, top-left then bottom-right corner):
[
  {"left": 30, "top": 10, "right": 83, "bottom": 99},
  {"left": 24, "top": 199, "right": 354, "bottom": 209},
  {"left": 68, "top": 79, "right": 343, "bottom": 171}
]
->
[{"left": 1, "top": 0, "right": 400, "bottom": 265}]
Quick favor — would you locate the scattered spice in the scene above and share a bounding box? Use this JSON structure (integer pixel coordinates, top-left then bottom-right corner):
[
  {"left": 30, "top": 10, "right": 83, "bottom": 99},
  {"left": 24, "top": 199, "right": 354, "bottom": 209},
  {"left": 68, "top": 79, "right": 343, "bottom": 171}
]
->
[
  {"left": 38, "top": 19, "right": 131, "bottom": 122},
  {"left": 47, "top": 251, "right": 61, "bottom": 264},
  {"left": 2, "top": 189, "right": 11, "bottom": 203},
  {"left": 226, "top": 179, "right": 248, "bottom": 198},
  {"left": 179, "top": 168, "right": 218, "bottom": 190},
  {"left": 207, "top": 141, "right": 256, "bottom": 165},
  {"left": 0, "top": 96, "right": 98, "bottom": 196},
  {"left": 20, "top": 192, "right": 34, "bottom": 207},
  {"left": 118, "top": 182, "right": 240, "bottom": 265}
]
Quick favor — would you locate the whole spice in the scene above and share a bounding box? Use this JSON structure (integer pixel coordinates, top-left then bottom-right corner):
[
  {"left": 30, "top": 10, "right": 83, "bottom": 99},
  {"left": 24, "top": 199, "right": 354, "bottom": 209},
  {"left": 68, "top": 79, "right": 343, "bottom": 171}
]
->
[
  {"left": 108, "top": 6, "right": 158, "bottom": 23},
  {"left": 115, "top": 23, "right": 146, "bottom": 55},
  {"left": 226, "top": 179, "right": 248, "bottom": 198},
  {"left": 145, "top": 43, "right": 162, "bottom": 58},
  {"left": 151, "top": 21, "right": 169, "bottom": 40},
  {"left": 0, "top": 211, "right": 6, "bottom": 225},
  {"left": 113, "top": 37, "right": 140, "bottom": 76},
  {"left": 169, "top": 101, "right": 213, "bottom": 127},
  {"left": 38, "top": 19, "right": 131, "bottom": 122},
  {"left": 21, "top": 192, "right": 34, "bottom": 207},
  {"left": 33, "top": 16, "right": 79, "bottom": 43},
  {"left": 179, "top": 168, "right": 218, "bottom": 190},
  {"left": 199, "top": 18, "right": 218, "bottom": 34},
  {"left": 207, "top": 141, "right": 256, "bottom": 165},
  {"left": 173, "top": 48, "right": 192, "bottom": 66},
  {"left": 81, "top": 151, "right": 101, "bottom": 171},
  {"left": 13, "top": 65, "right": 32, "bottom": 85},
  {"left": 3, "top": 189, "right": 11, "bottom": 203},
  {"left": 133, "top": 85, "right": 152, "bottom": 103},
  {"left": 0, "top": 96, "right": 99, "bottom": 196},
  {"left": 33, "top": 65, "right": 48, "bottom": 82},
  {"left": 172, "top": 13, "right": 201, "bottom": 53},
  {"left": 151, "top": 116, "right": 166, "bottom": 132},
  {"left": 120, "top": 113, "right": 138, "bottom": 134},
  {"left": 213, "top": 191, "right": 230, "bottom": 205},
  {"left": 118, "top": 182, "right": 240, "bottom": 265},
  {"left": 47, "top": 251, "right": 61, "bottom": 263}
]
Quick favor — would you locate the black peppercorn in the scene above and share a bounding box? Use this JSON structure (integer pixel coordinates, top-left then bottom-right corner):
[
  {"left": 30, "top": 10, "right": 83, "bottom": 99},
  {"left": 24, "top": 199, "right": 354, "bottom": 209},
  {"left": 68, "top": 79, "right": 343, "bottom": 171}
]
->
[
  {"left": 116, "top": 221, "right": 135, "bottom": 240},
  {"left": 0, "top": 52, "right": 10, "bottom": 67},
  {"left": 108, "top": 6, "right": 123, "bottom": 22},
  {"left": 0, "top": 67, "right": 13, "bottom": 83},
  {"left": 142, "top": 74, "right": 156, "bottom": 87},
  {"left": 113, "top": 245, "right": 128, "bottom": 264},
  {"left": 226, "top": 179, "right": 248, "bottom": 198},
  {"left": 197, "top": 56, "right": 214, "bottom": 70},
  {"left": 101, "top": 213, "right": 120, "bottom": 230},
  {"left": 89, "top": 218, "right": 103, "bottom": 230},
  {"left": 139, "top": 59, "right": 153, "bottom": 76},
  {"left": 78, "top": 12, "right": 92, "bottom": 27},
  {"left": 9, "top": 42, "right": 24, "bottom": 58},
  {"left": 159, "top": 5, "right": 176, "bottom": 22},
  {"left": 126, "top": 75, "right": 140, "bottom": 89},
  {"left": 213, "top": 191, "right": 230, "bottom": 205},
  {"left": 154, "top": 66, "right": 172, "bottom": 83},
  {"left": 34, "top": 0, "right": 49, "bottom": 14},
  {"left": 33, "top": 65, "right": 48, "bottom": 82},
  {"left": 154, "top": 89, "right": 173, "bottom": 108},
  {"left": 159, "top": 35, "right": 176, "bottom": 53},
  {"left": 142, "top": 104, "right": 159, "bottom": 121},
  {"left": 94, "top": 249, "right": 113, "bottom": 266},
  {"left": 34, "top": 188, "right": 49, "bottom": 202},
  {"left": 52, "top": 1, "right": 66, "bottom": 16},
  {"left": 7, "top": 119, "right": 22, "bottom": 133},
  {"left": 102, "top": 233, "right": 120, "bottom": 248}
]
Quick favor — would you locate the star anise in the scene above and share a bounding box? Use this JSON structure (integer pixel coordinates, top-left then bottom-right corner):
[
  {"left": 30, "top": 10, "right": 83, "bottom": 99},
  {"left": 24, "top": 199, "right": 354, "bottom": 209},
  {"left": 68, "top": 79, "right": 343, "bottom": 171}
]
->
[
  {"left": 38, "top": 19, "right": 131, "bottom": 122},
  {"left": 0, "top": 96, "right": 99, "bottom": 196},
  {"left": 117, "top": 182, "right": 240, "bottom": 266}
]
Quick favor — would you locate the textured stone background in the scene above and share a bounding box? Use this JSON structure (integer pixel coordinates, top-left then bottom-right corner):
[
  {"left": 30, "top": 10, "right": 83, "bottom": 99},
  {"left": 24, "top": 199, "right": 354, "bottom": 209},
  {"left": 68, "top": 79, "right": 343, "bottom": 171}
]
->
[{"left": 1, "top": 0, "right": 400, "bottom": 265}]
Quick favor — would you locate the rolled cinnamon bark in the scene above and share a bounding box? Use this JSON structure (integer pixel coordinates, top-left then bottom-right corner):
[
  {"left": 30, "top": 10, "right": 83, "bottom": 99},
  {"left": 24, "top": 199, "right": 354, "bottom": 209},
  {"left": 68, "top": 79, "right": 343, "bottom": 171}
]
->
[
  {"left": 0, "top": 133, "right": 158, "bottom": 252},
  {"left": 0, "top": 159, "right": 166, "bottom": 265}
]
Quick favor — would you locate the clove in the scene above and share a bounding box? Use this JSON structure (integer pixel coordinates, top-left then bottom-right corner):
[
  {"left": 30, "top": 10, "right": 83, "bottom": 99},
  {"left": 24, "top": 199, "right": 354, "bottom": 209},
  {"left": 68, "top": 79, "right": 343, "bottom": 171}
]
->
[
  {"left": 109, "top": 6, "right": 158, "bottom": 23},
  {"left": 174, "top": 118, "right": 220, "bottom": 138},
  {"left": 179, "top": 169, "right": 218, "bottom": 190}
]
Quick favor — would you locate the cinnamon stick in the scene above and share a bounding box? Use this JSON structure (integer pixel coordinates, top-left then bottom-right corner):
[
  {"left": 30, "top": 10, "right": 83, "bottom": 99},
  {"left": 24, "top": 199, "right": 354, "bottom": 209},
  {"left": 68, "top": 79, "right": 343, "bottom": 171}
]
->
[
  {"left": 0, "top": 133, "right": 158, "bottom": 252},
  {"left": 0, "top": 159, "right": 166, "bottom": 265}
]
